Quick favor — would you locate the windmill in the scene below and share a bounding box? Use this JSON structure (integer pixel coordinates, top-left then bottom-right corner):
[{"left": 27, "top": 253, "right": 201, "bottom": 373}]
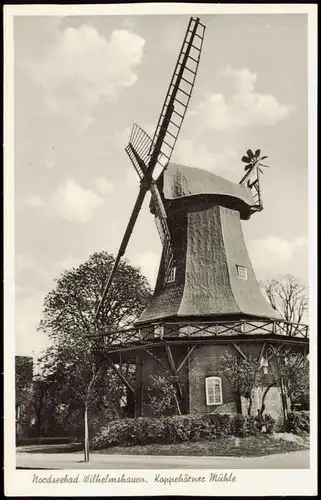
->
[
  {"left": 93, "top": 17, "right": 309, "bottom": 422},
  {"left": 94, "top": 17, "right": 206, "bottom": 322}
]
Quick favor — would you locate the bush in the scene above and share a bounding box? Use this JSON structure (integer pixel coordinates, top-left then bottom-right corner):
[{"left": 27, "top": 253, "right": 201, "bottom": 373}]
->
[
  {"left": 261, "top": 414, "right": 275, "bottom": 434},
  {"left": 91, "top": 412, "right": 275, "bottom": 449},
  {"left": 231, "top": 415, "right": 249, "bottom": 437},
  {"left": 231, "top": 413, "right": 275, "bottom": 437},
  {"left": 92, "top": 413, "right": 233, "bottom": 449},
  {"left": 287, "top": 411, "right": 310, "bottom": 434}
]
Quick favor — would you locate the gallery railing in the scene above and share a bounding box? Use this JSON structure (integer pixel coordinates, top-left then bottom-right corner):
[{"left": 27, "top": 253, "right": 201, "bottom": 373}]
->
[{"left": 90, "top": 318, "right": 309, "bottom": 348}]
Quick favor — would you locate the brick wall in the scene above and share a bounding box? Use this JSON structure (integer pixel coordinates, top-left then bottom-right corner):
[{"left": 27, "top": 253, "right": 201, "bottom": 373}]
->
[
  {"left": 188, "top": 344, "right": 237, "bottom": 414},
  {"left": 189, "top": 342, "right": 285, "bottom": 421},
  {"left": 138, "top": 341, "right": 287, "bottom": 422}
]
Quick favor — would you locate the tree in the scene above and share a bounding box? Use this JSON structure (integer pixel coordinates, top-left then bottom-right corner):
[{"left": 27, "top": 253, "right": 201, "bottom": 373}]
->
[
  {"left": 15, "top": 356, "right": 34, "bottom": 437},
  {"left": 218, "top": 353, "right": 261, "bottom": 416},
  {"left": 147, "top": 372, "right": 182, "bottom": 417},
  {"left": 263, "top": 275, "right": 308, "bottom": 333},
  {"left": 38, "top": 251, "right": 151, "bottom": 461},
  {"left": 277, "top": 351, "right": 309, "bottom": 410},
  {"left": 27, "top": 372, "right": 65, "bottom": 437},
  {"left": 218, "top": 349, "right": 309, "bottom": 420}
]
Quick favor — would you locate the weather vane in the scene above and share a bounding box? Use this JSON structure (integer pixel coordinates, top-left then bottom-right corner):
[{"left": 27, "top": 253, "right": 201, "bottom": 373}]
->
[{"left": 239, "top": 148, "right": 271, "bottom": 211}]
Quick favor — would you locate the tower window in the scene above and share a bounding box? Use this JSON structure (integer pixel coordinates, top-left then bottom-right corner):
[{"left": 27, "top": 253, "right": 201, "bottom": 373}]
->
[
  {"left": 166, "top": 266, "right": 176, "bottom": 283},
  {"left": 205, "top": 376, "right": 223, "bottom": 406},
  {"left": 236, "top": 265, "right": 248, "bottom": 280}
]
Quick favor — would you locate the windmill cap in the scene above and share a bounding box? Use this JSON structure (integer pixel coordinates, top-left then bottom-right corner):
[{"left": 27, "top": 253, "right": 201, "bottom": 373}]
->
[{"left": 158, "top": 162, "right": 255, "bottom": 218}]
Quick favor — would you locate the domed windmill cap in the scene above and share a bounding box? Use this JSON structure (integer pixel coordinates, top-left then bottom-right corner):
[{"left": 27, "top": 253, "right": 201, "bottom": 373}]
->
[{"left": 158, "top": 162, "right": 255, "bottom": 219}]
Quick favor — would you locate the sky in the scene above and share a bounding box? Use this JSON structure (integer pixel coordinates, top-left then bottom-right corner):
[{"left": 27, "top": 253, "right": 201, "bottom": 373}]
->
[{"left": 14, "top": 13, "right": 309, "bottom": 356}]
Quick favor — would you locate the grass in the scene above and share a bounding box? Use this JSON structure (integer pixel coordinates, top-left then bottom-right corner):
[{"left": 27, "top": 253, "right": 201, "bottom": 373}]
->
[
  {"left": 17, "top": 443, "right": 83, "bottom": 454},
  {"left": 92, "top": 434, "right": 310, "bottom": 458},
  {"left": 17, "top": 434, "right": 310, "bottom": 458}
]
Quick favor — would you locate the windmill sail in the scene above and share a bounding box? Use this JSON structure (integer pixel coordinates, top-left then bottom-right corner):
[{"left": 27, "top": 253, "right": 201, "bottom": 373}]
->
[
  {"left": 94, "top": 185, "right": 148, "bottom": 323},
  {"left": 148, "top": 17, "right": 206, "bottom": 172},
  {"left": 149, "top": 182, "right": 174, "bottom": 279},
  {"left": 94, "top": 17, "right": 206, "bottom": 322},
  {"left": 126, "top": 132, "right": 175, "bottom": 281},
  {"left": 125, "top": 124, "right": 152, "bottom": 178}
]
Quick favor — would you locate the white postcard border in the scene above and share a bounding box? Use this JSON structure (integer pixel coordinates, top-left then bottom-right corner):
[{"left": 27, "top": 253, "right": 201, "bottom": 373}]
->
[{"left": 4, "top": 3, "right": 318, "bottom": 497}]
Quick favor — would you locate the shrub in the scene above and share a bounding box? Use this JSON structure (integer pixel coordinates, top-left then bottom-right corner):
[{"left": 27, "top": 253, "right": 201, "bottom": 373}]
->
[
  {"left": 92, "top": 418, "right": 163, "bottom": 449},
  {"left": 247, "top": 416, "right": 261, "bottom": 436},
  {"left": 206, "top": 413, "right": 232, "bottom": 438},
  {"left": 91, "top": 412, "right": 276, "bottom": 449},
  {"left": 92, "top": 413, "right": 233, "bottom": 449},
  {"left": 287, "top": 411, "right": 310, "bottom": 434},
  {"left": 231, "top": 414, "right": 249, "bottom": 437},
  {"left": 231, "top": 413, "right": 275, "bottom": 437},
  {"left": 261, "top": 414, "right": 275, "bottom": 434}
]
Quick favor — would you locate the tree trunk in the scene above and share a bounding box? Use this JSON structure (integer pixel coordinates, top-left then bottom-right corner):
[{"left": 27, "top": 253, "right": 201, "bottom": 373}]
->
[
  {"left": 236, "top": 394, "right": 242, "bottom": 414},
  {"left": 276, "top": 358, "right": 288, "bottom": 430},
  {"left": 36, "top": 407, "right": 42, "bottom": 436},
  {"left": 174, "top": 394, "right": 182, "bottom": 416},
  {"left": 84, "top": 404, "right": 89, "bottom": 462},
  {"left": 279, "top": 376, "right": 288, "bottom": 429},
  {"left": 258, "top": 382, "right": 276, "bottom": 417},
  {"left": 247, "top": 395, "right": 253, "bottom": 416}
]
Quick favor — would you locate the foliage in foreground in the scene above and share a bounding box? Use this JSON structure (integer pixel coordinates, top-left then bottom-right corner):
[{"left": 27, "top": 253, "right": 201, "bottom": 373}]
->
[
  {"left": 287, "top": 411, "right": 310, "bottom": 434},
  {"left": 147, "top": 372, "right": 184, "bottom": 416},
  {"left": 91, "top": 413, "right": 276, "bottom": 449}
]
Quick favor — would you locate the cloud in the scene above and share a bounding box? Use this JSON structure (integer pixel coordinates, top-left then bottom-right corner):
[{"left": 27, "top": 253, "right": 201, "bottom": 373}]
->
[
  {"left": 16, "top": 254, "right": 40, "bottom": 274},
  {"left": 173, "top": 138, "right": 240, "bottom": 180},
  {"left": 23, "top": 179, "right": 110, "bottom": 222},
  {"left": 50, "top": 179, "right": 106, "bottom": 222},
  {"left": 54, "top": 257, "right": 84, "bottom": 272},
  {"left": 16, "top": 254, "right": 84, "bottom": 287},
  {"left": 119, "top": 17, "right": 139, "bottom": 31},
  {"left": 190, "top": 66, "right": 291, "bottom": 131},
  {"left": 131, "top": 251, "right": 160, "bottom": 287},
  {"left": 22, "top": 25, "right": 145, "bottom": 125},
  {"left": 112, "top": 126, "right": 132, "bottom": 150},
  {"left": 93, "top": 177, "right": 114, "bottom": 196},
  {"left": 25, "top": 196, "right": 44, "bottom": 208},
  {"left": 15, "top": 254, "right": 87, "bottom": 355},
  {"left": 15, "top": 287, "right": 50, "bottom": 356},
  {"left": 248, "top": 236, "right": 308, "bottom": 279},
  {"left": 124, "top": 167, "right": 139, "bottom": 189}
]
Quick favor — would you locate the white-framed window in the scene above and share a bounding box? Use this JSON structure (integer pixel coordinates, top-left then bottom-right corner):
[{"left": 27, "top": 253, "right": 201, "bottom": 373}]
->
[
  {"left": 236, "top": 265, "right": 248, "bottom": 280},
  {"left": 205, "top": 376, "right": 223, "bottom": 406},
  {"left": 166, "top": 266, "right": 177, "bottom": 283}
]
